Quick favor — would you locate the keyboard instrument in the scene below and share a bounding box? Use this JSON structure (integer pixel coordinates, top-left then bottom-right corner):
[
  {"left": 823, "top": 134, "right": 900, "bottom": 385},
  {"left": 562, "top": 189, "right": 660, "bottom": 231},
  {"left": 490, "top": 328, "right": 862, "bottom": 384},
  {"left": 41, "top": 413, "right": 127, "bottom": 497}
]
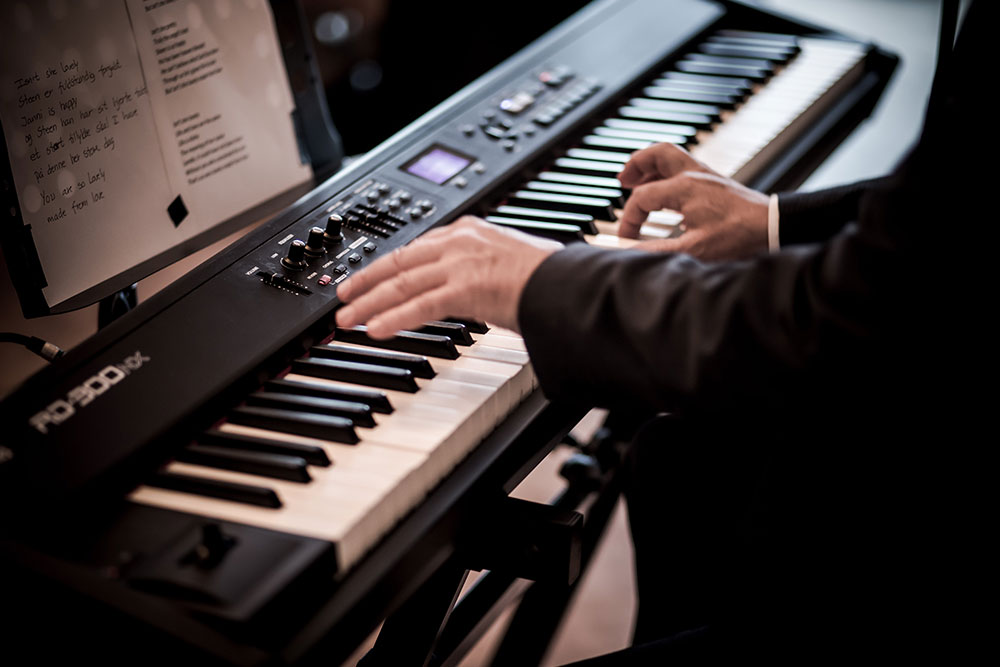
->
[{"left": 0, "top": 1, "right": 896, "bottom": 663}]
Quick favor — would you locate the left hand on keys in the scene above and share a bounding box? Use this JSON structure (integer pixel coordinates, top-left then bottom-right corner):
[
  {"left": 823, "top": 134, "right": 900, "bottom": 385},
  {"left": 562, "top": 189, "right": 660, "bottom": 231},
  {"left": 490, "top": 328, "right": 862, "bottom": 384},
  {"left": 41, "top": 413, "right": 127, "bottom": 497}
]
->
[{"left": 336, "top": 216, "right": 562, "bottom": 338}]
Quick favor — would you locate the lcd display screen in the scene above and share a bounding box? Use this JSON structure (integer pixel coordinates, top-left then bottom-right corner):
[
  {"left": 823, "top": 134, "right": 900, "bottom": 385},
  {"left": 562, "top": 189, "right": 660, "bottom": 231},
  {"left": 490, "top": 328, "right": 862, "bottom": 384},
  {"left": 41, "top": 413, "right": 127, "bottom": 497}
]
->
[{"left": 403, "top": 145, "right": 473, "bottom": 184}]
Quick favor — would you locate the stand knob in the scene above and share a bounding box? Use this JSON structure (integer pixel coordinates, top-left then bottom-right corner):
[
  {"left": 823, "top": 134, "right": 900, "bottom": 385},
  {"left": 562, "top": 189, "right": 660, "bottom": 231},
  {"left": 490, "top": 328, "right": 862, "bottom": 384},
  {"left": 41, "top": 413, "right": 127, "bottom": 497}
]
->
[{"left": 281, "top": 239, "right": 308, "bottom": 271}]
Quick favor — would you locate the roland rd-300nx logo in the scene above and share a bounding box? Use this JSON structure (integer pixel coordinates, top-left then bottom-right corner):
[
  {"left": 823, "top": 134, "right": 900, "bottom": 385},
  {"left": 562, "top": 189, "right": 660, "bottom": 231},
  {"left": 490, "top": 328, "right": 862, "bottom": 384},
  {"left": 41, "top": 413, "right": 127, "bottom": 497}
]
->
[{"left": 28, "top": 351, "right": 151, "bottom": 435}]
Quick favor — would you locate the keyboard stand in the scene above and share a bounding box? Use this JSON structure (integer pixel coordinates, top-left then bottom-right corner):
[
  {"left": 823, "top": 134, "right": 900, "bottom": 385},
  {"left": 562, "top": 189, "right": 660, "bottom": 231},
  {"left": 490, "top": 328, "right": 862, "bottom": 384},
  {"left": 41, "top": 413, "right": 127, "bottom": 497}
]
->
[{"left": 359, "top": 415, "right": 633, "bottom": 667}]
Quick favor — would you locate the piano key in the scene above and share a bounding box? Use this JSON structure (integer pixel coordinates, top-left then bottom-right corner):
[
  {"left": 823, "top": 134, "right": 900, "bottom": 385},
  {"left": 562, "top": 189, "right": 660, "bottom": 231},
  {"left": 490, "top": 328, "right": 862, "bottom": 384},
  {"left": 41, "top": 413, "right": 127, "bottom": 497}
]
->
[
  {"left": 715, "top": 29, "right": 799, "bottom": 46},
  {"left": 246, "top": 391, "right": 377, "bottom": 427},
  {"left": 417, "top": 321, "right": 474, "bottom": 346},
  {"left": 604, "top": 117, "right": 699, "bottom": 138},
  {"left": 335, "top": 326, "right": 460, "bottom": 360},
  {"left": 196, "top": 429, "right": 332, "bottom": 466},
  {"left": 265, "top": 377, "right": 393, "bottom": 414},
  {"left": 699, "top": 42, "right": 797, "bottom": 62},
  {"left": 146, "top": 471, "right": 282, "bottom": 508},
  {"left": 685, "top": 52, "right": 775, "bottom": 72},
  {"left": 494, "top": 205, "right": 597, "bottom": 229},
  {"left": 536, "top": 171, "right": 623, "bottom": 189},
  {"left": 553, "top": 157, "right": 626, "bottom": 176},
  {"left": 484, "top": 216, "right": 586, "bottom": 244},
  {"left": 523, "top": 179, "right": 625, "bottom": 205},
  {"left": 618, "top": 105, "right": 714, "bottom": 127},
  {"left": 176, "top": 444, "right": 312, "bottom": 483},
  {"left": 658, "top": 71, "right": 753, "bottom": 91},
  {"left": 592, "top": 126, "right": 685, "bottom": 146},
  {"left": 229, "top": 406, "right": 360, "bottom": 444},
  {"left": 581, "top": 135, "right": 653, "bottom": 153},
  {"left": 471, "top": 332, "right": 528, "bottom": 352},
  {"left": 326, "top": 337, "right": 532, "bottom": 399},
  {"left": 642, "top": 85, "right": 740, "bottom": 107},
  {"left": 507, "top": 188, "right": 617, "bottom": 220},
  {"left": 564, "top": 148, "right": 631, "bottom": 164},
  {"left": 628, "top": 97, "right": 723, "bottom": 119},
  {"left": 310, "top": 343, "right": 436, "bottom": 379},
  {"left": 444, "top": 318, "right": 489, "bottom": 334},
  {"left": 459, "top": 336, "right": 531, "bottom": 366},
  {"left": 675, "top": 60, "right": 770, "bottom": 81},
  {"left": 292, "top": 357, "right": 419, "bottom": 393}
]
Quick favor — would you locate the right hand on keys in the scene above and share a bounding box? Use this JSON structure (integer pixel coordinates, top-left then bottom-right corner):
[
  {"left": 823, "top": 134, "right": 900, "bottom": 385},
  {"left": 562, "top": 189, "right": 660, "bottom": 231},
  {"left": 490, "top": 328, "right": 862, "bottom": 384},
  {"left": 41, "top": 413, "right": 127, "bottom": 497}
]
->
[{"left": 617, "top": 143, "right": 770, "bottom": 261}]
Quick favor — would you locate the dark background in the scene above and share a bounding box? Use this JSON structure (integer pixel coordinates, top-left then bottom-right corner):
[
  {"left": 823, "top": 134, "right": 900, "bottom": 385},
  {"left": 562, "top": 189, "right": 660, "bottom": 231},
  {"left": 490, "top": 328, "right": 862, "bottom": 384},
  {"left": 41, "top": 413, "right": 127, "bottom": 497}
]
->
[{"left": 302, "top": 0, "right": 592, "bottom": 155}]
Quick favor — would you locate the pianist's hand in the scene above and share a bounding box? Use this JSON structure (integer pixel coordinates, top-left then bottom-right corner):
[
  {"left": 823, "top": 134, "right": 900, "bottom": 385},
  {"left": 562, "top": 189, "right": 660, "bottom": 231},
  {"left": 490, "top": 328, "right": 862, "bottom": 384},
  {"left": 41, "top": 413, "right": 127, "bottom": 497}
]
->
[
  {"left": 617, "top": 143, "right": 769, "bottom": 261},
  {"left": 336, "top": 216, "right": 562, "bottom": 338}
]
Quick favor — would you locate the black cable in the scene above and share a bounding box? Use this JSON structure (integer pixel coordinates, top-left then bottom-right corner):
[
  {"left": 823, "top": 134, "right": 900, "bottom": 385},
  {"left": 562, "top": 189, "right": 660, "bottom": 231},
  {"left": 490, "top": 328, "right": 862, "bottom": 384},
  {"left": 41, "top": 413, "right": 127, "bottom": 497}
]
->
[{"left": 0, "top": 332, "right": 65, "bottom": 362}]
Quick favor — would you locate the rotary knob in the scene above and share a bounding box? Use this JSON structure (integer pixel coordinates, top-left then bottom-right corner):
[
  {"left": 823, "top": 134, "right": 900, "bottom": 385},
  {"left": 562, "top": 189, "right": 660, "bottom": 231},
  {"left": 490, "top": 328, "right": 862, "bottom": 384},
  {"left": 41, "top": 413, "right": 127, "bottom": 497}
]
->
[
  {"left": 281, "top": 239, "right": 308, "bottom": 271},
  {"left": 305, "top": 227, "right": 326, "bottom": 258},
  {"left": 324, "top": 214, "right": 344, "bottom": 245}
]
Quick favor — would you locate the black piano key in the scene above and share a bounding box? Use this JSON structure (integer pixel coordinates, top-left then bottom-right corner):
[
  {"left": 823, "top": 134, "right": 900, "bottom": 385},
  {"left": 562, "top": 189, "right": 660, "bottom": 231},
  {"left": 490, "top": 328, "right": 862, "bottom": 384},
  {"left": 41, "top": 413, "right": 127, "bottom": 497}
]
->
[
  {"left": 658, "top": 71, "right": 753, "bottom": 91},
  {"left": 494, "top": 205, "right": 598, "bottom": 232},
  {"left": 700, "top": 42, "right": 797, "bottom": 62},
  {"left": 197, "top": 429, "right": 331, "bottom": 466},
  {"left": 604, "top": 117, "right": 699, "bottom": 138},
  {"left": 650, "top": 77, "right": 750, "bottom": 97},
  {"left": 335, "top": 326, "right": 460, "bottom": 360},
  {"left": 291, "top": 357, "right": 419, "bottom": 393},
  {"left": 685, "top": 52, "right": 774, "bottom": 73},
  {"left": 553, "top": 157, "right": 626, "bottom": 176},
  {"left": 444, "top": 318, "right": 489, "bottom": 334},
  {"left": 536, "top": 171, "right": 623, "bottom": 189},
  {"left": 564, "top": 148, "right": 630, "bottom": 164},
  {"left": 642, "top": 85, "right": 739, "bottom": 108},
  {"left": 484, "top": 216, "right": 586, "bottom": 243},
  {"left": 247, "top": 391, "right": 377, "bottom": 427},
  {"left": 229, "top": 406, "right": 360, "bottom": 443},
  {"left": 674, "top": 61, "right": 770, "bottom": 82},
  {"left": 148, "top": 471, "right": 282, "bottom": 508},
  {"left": 592, "top": 126, "right": 686, "bottom": 145},
  {"left": 176, "top": 444, "right": 312, "bottom": 483},
  {"left": 714, "top": 29, "right": 799, "bottom": 46},
  {"left": 265, "top": 378, "right": 393, "bottom": 414},
  {"left": 508, "top": 189, "right": 616, "bottom": 221},
  {"left": 418, "top": 321, "right": 474, "bottom": 346},
  {"left": 310, "top": 343, "right": 435, "bottom": 378},
  {"left": 628, "top": 97, "right": 722, "bottom": 120},
  {"left": 524, "top": 179, "right": 625, "bottom": 206},
  {"left": 617, "top": 106, "right": 714, "bottom": 128}
]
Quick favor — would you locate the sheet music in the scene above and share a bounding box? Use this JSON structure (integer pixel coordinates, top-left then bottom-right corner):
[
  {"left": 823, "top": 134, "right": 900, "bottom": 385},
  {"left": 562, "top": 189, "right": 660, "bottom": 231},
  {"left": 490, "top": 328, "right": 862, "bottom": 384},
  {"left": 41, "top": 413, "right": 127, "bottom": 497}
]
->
[{"left": 0, "top": 0, "right": 311, "bottom": 308}]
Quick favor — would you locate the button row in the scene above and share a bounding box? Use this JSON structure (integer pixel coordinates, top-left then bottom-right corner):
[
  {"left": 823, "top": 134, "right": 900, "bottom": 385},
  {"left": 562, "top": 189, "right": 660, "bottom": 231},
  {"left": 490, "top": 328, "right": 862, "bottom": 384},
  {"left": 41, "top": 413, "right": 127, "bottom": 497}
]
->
[{"left": 532, "top": 79, "right": 602, "bottom": 127}]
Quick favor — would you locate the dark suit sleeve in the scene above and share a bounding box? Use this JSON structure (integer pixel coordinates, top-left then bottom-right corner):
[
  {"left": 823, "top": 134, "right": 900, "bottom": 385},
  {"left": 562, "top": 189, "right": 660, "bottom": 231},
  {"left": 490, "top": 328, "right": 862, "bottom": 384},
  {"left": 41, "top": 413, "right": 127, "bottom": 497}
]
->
[
  {"left": 777, "top": 177, "right": 888, "bottom": 246},
  {"left": 517, "top": 170, "right": 918, "bottom": 415}
]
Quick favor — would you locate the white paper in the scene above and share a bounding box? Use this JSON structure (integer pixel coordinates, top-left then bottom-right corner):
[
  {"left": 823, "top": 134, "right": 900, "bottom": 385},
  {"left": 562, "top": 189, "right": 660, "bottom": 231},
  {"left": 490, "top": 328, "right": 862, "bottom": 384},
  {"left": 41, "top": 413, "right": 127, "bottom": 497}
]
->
[{"left": 0, "top": 0, "right": 312, "bottom": 308}]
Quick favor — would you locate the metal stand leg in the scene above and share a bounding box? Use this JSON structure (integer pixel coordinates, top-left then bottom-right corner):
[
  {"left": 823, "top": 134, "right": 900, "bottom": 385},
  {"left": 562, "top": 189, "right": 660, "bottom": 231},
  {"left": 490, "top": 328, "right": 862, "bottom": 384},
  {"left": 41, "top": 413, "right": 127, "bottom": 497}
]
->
[
  {"left": 488, "top": 434, "right": 628, "bottom": 667},
  {"left": 360, "top": 557, "right": 469, "bottom": 667}
]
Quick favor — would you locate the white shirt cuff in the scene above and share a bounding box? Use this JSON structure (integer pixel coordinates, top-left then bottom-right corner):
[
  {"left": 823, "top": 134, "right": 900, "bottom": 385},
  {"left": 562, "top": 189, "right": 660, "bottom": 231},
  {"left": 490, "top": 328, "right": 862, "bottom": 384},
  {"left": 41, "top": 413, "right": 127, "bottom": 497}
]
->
[{"left": 767, "top": 193, "right": 780, "bottom": 252}]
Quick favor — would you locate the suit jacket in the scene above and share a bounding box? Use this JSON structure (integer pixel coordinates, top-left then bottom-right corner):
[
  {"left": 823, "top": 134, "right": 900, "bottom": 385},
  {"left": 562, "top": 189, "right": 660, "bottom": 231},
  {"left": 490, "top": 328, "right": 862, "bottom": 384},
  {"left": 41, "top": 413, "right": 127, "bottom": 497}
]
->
[{"left": 517, "top": 0, "right": 992, "bottom": 654}]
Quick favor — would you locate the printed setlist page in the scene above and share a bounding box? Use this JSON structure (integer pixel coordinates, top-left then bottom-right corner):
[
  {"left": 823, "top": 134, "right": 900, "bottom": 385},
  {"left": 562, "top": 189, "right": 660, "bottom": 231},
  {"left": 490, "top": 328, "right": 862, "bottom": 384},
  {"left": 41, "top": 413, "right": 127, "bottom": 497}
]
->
[{"left": 0, "top": 0, "right": 311, "bottom": 309}]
